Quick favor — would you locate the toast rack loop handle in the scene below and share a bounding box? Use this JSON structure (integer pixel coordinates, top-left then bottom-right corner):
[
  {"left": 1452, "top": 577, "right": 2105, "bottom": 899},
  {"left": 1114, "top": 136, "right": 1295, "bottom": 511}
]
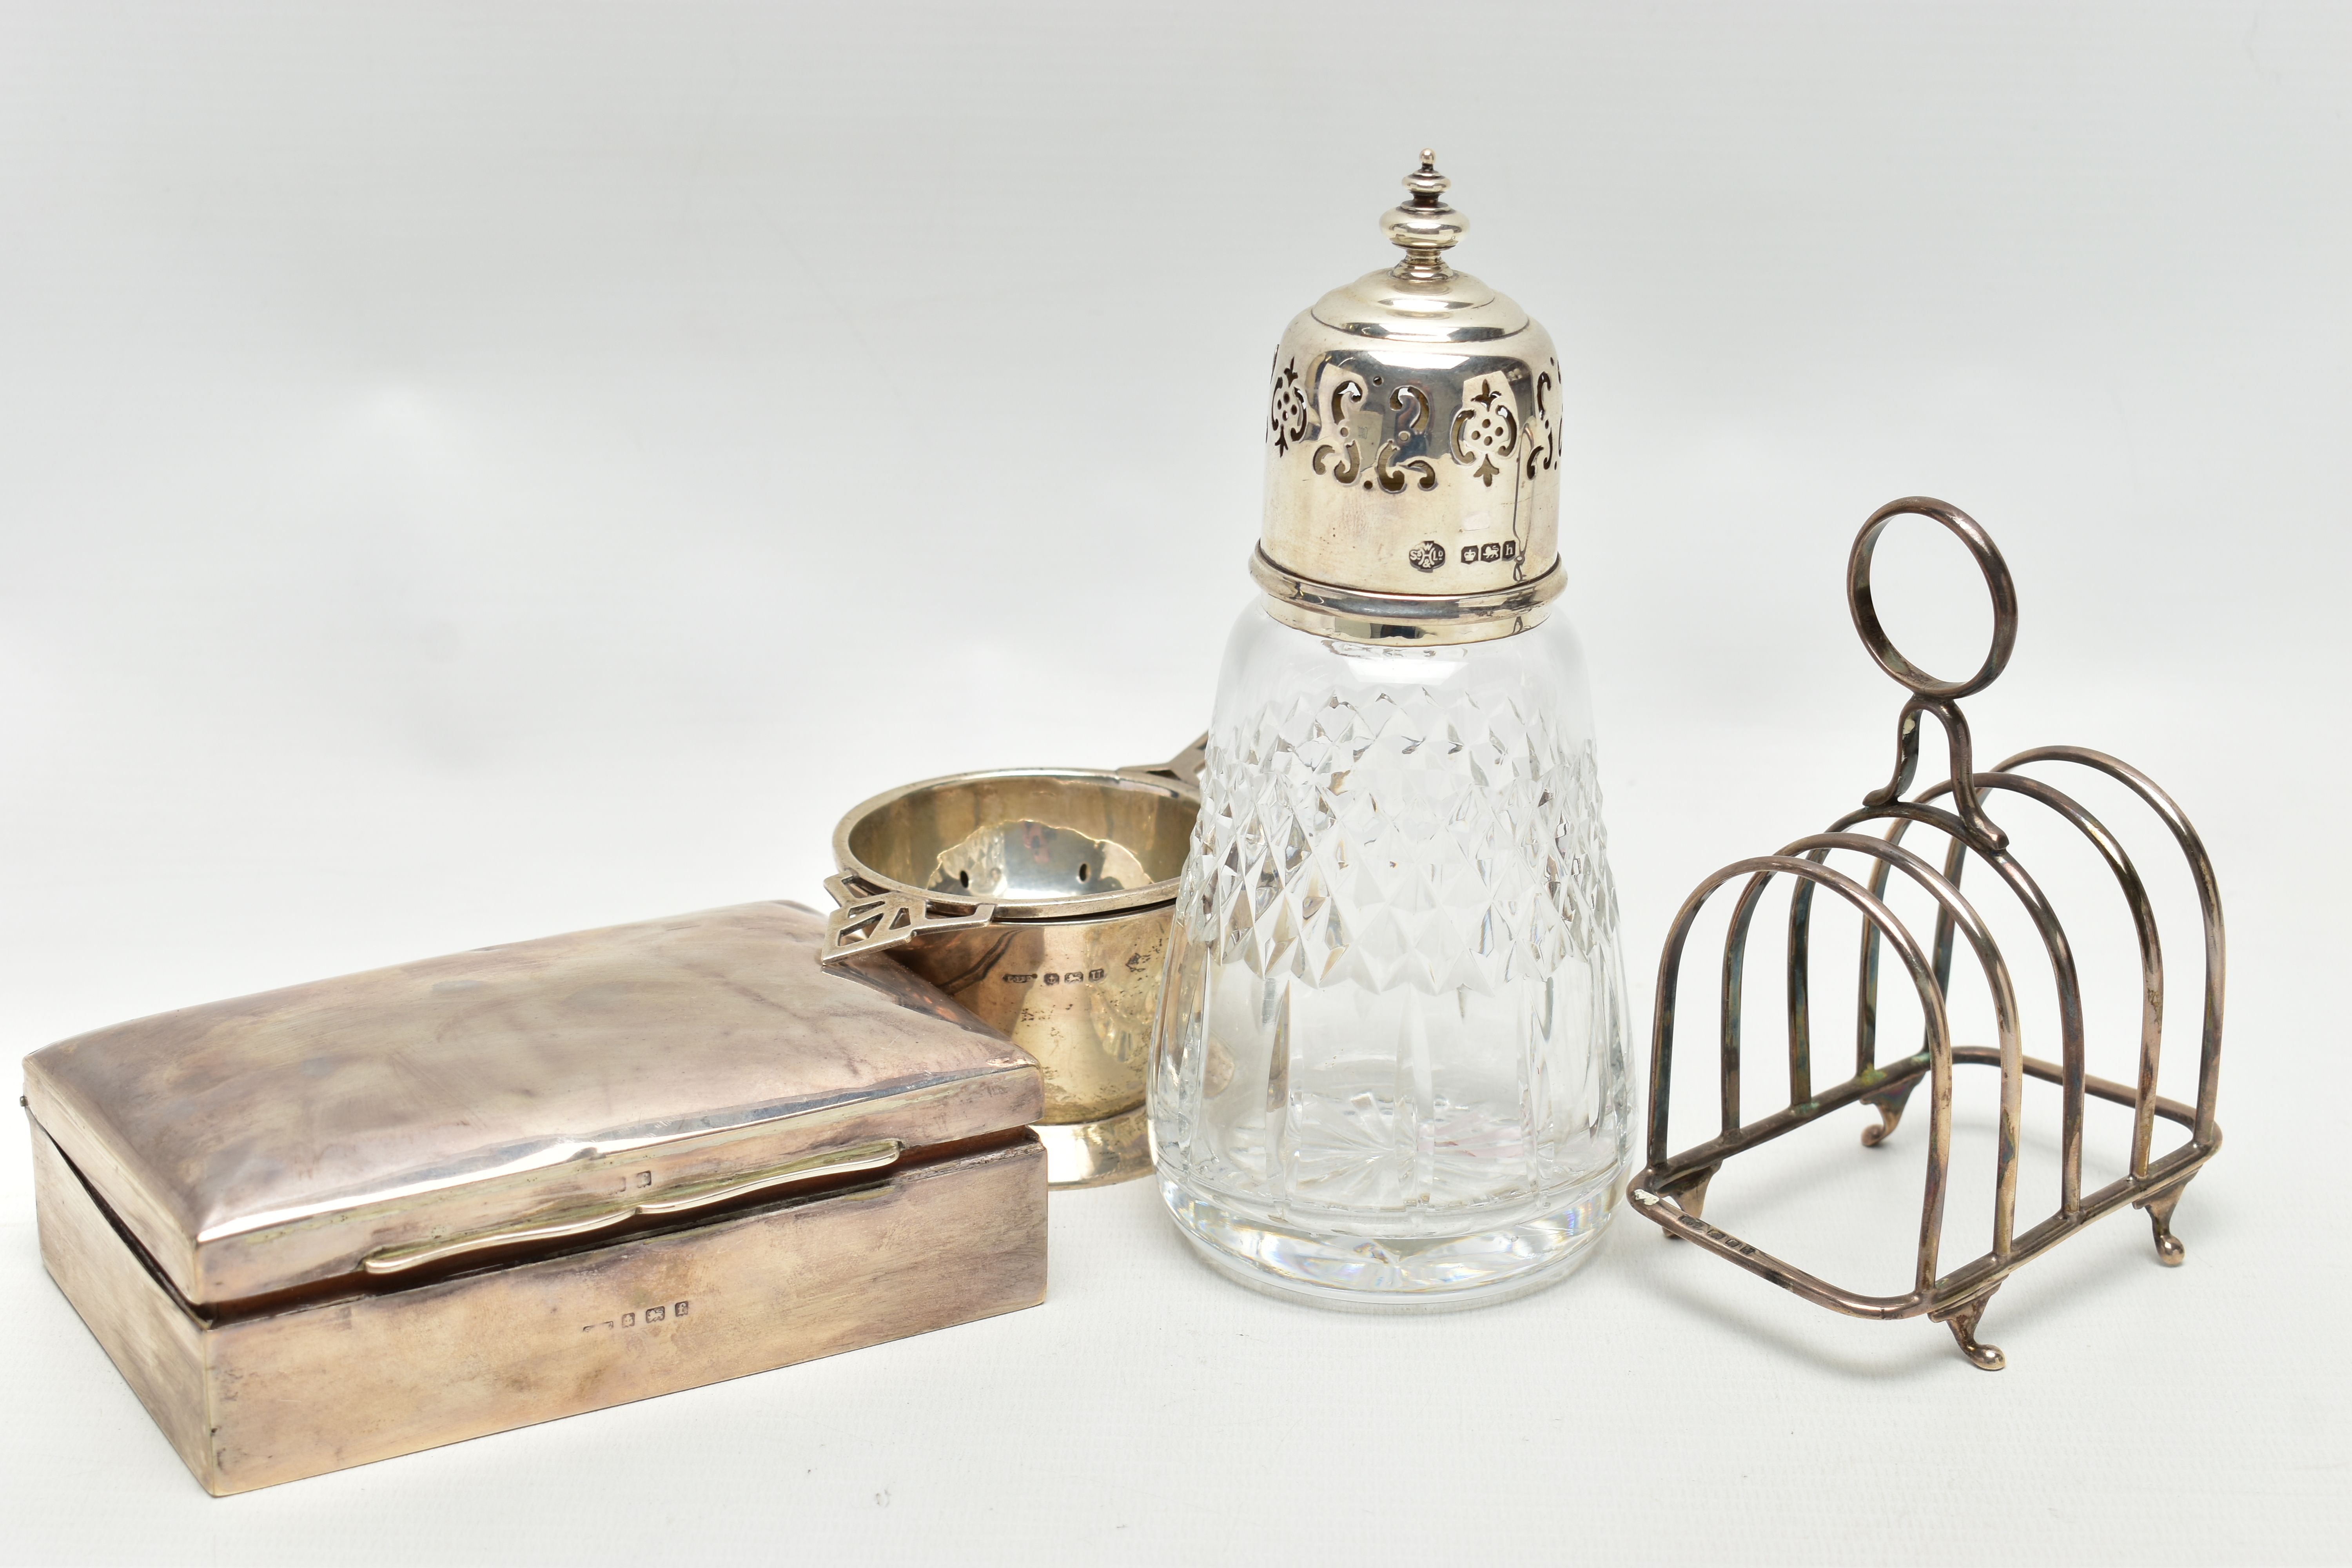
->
[
  {"left": 1847, "top": 496, "right": 2019, "bottom": 701},
  {"left": 1851, "top": 498, "right": 2017, "bottom": 847},
  {"left": 818, "top": 871, "right": 995, "bottom": 966}
]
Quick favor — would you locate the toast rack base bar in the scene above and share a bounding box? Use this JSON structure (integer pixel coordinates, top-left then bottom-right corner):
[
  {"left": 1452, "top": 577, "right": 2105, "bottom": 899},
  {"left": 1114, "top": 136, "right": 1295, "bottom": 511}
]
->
[
  {"left": 1635, "top": 497, "right": 2225, "bottom": 1370},
  {"left": 1631, "top": 1053, "right": 2219, "bottom": 1350}
]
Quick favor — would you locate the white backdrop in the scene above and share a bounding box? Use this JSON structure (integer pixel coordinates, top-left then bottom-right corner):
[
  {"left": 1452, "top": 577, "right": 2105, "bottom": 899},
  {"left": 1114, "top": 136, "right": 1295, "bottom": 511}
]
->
[{"left": 3, "top": 3, "right": 2346, "bottom": 1563}]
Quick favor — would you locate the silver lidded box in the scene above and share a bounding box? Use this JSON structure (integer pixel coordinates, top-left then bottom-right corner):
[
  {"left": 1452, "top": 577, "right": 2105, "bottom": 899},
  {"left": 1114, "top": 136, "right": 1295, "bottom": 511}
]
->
[{"left": 23, "top": 901, "right": 1046, "bottom": 1494}]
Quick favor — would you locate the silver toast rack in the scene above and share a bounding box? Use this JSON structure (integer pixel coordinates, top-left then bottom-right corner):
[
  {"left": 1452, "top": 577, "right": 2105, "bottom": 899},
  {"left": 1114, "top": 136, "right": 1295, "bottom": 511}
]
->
[{"left": 1630, "top": 497, "right": 2225, "bottom": 1369}]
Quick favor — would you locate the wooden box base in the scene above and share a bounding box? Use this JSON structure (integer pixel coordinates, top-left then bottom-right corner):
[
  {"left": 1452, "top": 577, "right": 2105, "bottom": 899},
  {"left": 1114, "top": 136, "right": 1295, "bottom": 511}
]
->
[{"left": 31, "top": 1123, "right": 1046, "bottom": 1495}]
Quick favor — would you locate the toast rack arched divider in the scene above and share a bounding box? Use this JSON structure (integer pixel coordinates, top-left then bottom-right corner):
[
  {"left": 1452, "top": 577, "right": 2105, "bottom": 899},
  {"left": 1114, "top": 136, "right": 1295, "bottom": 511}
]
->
[{"left": 1630, "top": 497, "right": 2225, "bottom": 1370}]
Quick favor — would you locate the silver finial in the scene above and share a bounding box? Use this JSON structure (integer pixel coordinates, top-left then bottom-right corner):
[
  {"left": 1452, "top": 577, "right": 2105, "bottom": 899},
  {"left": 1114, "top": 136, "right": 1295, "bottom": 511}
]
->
[{"left": 1381, "top": 150, "right": 1468, "bottom": 281}]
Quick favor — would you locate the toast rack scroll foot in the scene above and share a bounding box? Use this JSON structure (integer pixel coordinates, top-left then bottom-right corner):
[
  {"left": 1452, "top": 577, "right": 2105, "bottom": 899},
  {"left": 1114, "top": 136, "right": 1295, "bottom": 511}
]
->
[
  {"left": 1931, "top": 1289, "right": 2006, "bottom": 1372},
  {"left": 1656, "top": 1164, "right": 1719, "bottom": 1240},
  {"left": 2137, "top": 1183, "right": 2189, "bottom": 1267},
  {"left": 1859, "top": 1078, "right": 1919, "bottom": 1147}
]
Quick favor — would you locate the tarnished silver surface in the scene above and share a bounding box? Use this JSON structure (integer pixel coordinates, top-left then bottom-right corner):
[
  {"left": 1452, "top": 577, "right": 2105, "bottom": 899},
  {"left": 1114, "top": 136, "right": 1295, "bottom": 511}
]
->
[
  {"left": 1249, "top": 544, "right": 1563, "bottom": 646},
  {"left": 22, "top": 901, "right": 1041, "bottom": 1305},
  {"left": 1031, "top": 1105, "right": 1150, "bottom": 1190},
  {"left": 1629, "top": 497, "right": 2226, "bottom": 1369},
  {"left": 33, "top": 1117, "right": 1046, "bottom": 1495},
  {"left": 826, "top": 754, "right": 1203, "bottom": 1188},
  {"left": 1259, "top": 152, "right": 1564, "bottom": 616}
]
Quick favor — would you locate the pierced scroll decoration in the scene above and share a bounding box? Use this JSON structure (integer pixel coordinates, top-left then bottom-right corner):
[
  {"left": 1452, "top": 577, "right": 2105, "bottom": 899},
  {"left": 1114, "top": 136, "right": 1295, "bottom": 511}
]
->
[
  {"left": 819, "top": 872, "right": 995, "bottom": 965},
  {"left": 1268, "top": 356, "right": 1310, "bottom": 455},
  {"left": 1448, "top": 376, "right": 1519, "bottom": 486}
]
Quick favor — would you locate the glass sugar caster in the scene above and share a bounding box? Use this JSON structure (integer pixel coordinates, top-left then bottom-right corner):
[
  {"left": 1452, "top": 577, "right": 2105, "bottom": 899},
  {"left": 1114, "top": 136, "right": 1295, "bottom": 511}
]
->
[{"left": 1149, "top": 155, "right": 1631, "bottom": 1309}]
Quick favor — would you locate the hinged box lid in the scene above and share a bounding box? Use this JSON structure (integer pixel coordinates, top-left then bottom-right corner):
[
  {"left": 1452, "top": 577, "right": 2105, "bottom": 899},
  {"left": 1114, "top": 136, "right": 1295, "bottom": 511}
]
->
[{"left": 22, "top": 902, "right": 1042, "bottom": 1307}]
